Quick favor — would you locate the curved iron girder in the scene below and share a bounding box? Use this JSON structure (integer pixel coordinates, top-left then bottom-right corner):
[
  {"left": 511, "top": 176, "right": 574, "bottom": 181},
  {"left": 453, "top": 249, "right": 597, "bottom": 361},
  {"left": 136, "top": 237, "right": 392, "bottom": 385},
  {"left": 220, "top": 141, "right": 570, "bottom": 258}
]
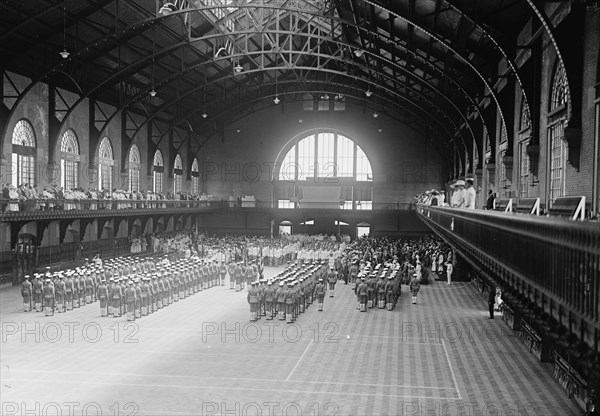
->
[
  {"left": 0, "top": 2, "right": 62, "bottom": 44},
  {"left": 146, "top": 79, "right": 461, "bottom": 172},
  {"left": 1, "top": 3, "right": 482, "bottom": 164},
  {"left": 2, "top": 4, "right": 475, "bottom": 153},
  {"left": 442, "top": 0, "right": 532, "bottom": 134},
  {"left": 130, "top": 65, "right": 466, "bottom": 158},
  {"left": 164, "top": 86, "right": 456, "bottom": 174},
  {"left": 49, "top": 28, "right": 469, "bottom": 163},
  {"left": 524, "top": 0, "right": 571, "bottom": 122},
  {"left": 361, "top": 0, "right": 509, "bottom": 147}
]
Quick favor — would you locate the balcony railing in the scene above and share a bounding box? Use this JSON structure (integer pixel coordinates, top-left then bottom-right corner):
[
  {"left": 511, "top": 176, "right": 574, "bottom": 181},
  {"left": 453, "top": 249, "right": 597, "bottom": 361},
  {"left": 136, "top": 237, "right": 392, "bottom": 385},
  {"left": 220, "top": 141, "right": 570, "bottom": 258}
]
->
[
  {"left": 0, "top": 199, "right": 414, "bottom": 221},
  {"left": 417, "top": 205, "right": 600, "bottom": 329},
  {"left": 417, "top": 205, "right": 600, "bottom": 413}
]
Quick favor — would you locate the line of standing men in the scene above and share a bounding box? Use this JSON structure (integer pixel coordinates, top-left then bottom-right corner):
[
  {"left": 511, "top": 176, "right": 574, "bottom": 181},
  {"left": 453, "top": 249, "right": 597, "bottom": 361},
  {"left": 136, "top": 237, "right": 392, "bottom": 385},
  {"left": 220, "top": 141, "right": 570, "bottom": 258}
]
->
[{"left": 247, "top": 260, "right": 329, "bottom": 323}]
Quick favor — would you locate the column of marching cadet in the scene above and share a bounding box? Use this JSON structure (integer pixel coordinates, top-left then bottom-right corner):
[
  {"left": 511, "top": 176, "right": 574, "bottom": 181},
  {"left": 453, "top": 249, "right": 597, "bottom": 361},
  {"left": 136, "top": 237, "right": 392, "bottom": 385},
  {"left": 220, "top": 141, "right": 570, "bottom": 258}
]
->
[{"left": 19, "top": 255, "right": 230, "bottom": 320}]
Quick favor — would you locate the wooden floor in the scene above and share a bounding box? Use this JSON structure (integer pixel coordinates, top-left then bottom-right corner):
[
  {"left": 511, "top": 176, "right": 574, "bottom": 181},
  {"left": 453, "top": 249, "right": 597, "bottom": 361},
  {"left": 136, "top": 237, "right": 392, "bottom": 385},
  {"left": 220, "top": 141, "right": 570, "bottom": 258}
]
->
[{"left": 0, "top": 269, "right": 582, "bottom": 416}]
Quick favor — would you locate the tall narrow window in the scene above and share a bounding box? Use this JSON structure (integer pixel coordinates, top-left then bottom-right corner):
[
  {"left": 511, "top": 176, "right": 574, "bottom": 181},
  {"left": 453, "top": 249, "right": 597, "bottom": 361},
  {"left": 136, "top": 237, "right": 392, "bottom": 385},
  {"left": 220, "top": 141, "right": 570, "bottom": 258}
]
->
[
  {"left": 518, "top": 100, "right": 532, "bottom": 199},
  {"left": 153, "top": 150, "right": 164, "bottom": 193},
  {"left": 173, "top": 154, "right": 183, "bottom": 194},
  {"left": 60, "top": 129, "right": 80, "bottom": 190},
  {"left": 98, "top": 137, "right": 114, "bottom": 191},
  {"left": 11, "top": 119, "right": 36, "bottom": 187},
  {"left": 547, "top": 62, "right": 569, "bottom": 202},
  {"left": 128, "top": 144, "right": 141, "bottom": 192},
  {"left": 519, "top": 142, "right": 530, "bottom": 198},
  {"left": 191, "top": 157, "right": 199, "bottom": 195}
]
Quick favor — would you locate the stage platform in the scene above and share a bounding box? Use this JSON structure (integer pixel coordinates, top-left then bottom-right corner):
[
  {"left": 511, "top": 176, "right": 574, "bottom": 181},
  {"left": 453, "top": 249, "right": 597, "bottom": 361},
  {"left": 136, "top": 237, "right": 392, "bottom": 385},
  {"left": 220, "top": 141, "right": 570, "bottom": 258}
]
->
[{"left": 1, "top": 269, "right": 581, "bottom": 415}]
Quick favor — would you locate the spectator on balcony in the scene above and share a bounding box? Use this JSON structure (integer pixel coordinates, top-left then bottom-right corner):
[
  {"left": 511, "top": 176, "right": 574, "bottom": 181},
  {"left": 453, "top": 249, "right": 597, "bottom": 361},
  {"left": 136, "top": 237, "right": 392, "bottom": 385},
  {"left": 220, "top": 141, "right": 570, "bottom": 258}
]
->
[
  {"left": 464, "top": 178, "right": 476, "bottom": 209},
  {"left": 7, "top": 184, "right": 20, "bottom": 211},
  {"left": 486, "top": 190, "right": 496, "bottom": 210},
  {"left": 450, "top": 180, "right": 466, "bottom": 208}
]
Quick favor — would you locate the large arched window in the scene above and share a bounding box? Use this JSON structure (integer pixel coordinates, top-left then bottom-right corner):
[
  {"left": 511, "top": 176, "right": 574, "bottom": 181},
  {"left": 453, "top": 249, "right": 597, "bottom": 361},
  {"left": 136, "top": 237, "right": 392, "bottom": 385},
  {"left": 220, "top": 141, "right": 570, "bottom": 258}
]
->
[
  {"left": 277, "top": 130, "right": 373, "bottom": 209},
  {"left": 547, "top": 62, "right": 569, "bottom": 202},
  {"left": 191, "top": 157, "right": 199, "bottom": 195},
  {"left": 173, "top": 154, "right": 183, "bottom": 194},
  {"left": 60, "top": 129, "right": 80, "bottom": 190},
  {"left": 153, "top": 150, "right": 164, "bottom": 193},
  {"left": 98, "top": 137, "right": 114, "bottom": 191},
  {"left": 278, "top": 131, "right": 373, "bottom": 181},
  {"left": 128, "top": 144, "right": 141, "bottom": 192},
  {"left": 11, "top": 119, "right": 36, "bottom": 187}
]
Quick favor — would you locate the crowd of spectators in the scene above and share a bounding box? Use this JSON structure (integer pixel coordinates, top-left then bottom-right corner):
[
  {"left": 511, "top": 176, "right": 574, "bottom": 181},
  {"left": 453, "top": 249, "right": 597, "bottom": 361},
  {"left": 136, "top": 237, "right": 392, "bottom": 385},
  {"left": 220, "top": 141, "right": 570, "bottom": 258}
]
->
[
  {"left": 415, "top": 178, "right": 477, "bottom": 209},
  {"left": 125, "top": 231, "right": 350, "bottom": 269},
  {"left": 1, "top": 183, "right": 222, "bottom": 212},
  {"left": 342, "top": 235, "right": 453, "bottom": 285}
]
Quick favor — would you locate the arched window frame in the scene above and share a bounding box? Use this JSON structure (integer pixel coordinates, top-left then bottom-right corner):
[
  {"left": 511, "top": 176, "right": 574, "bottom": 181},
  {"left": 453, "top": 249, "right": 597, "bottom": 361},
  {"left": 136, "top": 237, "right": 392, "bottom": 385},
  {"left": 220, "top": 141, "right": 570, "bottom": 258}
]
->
[
  {"left": 191, "top": 157, "right": 199, "bottom": 195},
  {"left": 518, "top": 98, "right": 532, "bottom": 198},
  {"left": 128, "top": 144, "right": 141, "bottom": 192},
  {"left": 277, "top": 131, "right": 373, "bottom": 182},
  {"left": 60, "top": 129, "right": 80, "bottom": 190},
  {"left": 173, "top": 154, "right": 183, "bottom": 194},
  {"left": 153, "top": 149, "right": 164, "bottom": 193},
  {"left": 11, "top": 119, "right": 36, "bottom": 187},
  {"left": 547, "top": 61, "right": 569, "bottom": 202},
  {"left": 98, "top": 137, "right": 114, "bottom": 191}
]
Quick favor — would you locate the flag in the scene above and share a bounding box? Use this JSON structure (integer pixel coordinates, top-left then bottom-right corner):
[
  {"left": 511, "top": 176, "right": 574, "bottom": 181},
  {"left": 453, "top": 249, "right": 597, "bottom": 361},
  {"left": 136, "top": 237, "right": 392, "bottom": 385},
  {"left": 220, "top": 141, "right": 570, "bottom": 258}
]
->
[{"left": 258, "top": 246, "right": 264, "bottom": 278}]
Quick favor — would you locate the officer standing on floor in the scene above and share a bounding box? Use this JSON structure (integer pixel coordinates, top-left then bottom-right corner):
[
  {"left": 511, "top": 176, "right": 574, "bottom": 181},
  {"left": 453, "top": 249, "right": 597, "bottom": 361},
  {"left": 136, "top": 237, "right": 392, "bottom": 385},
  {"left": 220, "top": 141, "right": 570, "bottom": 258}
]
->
[
  {"left": 314, "top": 278, "right": 326, "bottom": 311},
  {"left": 43, "top": 278, "right": 55, "bottom": 316},
  {"left": 97, "top": 279, "right": 109, "bottom": 317}
]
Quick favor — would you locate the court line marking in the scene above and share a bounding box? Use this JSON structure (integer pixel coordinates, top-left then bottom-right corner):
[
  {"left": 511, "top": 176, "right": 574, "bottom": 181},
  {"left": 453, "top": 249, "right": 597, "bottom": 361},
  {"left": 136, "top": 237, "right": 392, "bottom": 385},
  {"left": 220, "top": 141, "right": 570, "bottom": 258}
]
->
[
  {"left": 1, "top": 369, "right": 457, "bottom": 391},
  {"left": 1, "top": 378, "right": 460, "bottom": 400},
  {"left": 441, "top": 339, "right": 462, "bottom": 400},
  {"left": 0, "top": 346, "right": 297, "bottom": 359},
  {"left": 285, "top": 339, "right": 313, "bottom": 381}
]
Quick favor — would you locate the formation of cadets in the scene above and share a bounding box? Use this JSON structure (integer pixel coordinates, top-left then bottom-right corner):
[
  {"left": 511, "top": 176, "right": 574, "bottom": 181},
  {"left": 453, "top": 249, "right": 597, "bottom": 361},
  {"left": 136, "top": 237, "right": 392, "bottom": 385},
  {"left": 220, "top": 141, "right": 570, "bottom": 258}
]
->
[
  {"left": 20, "top": 254, "right": 232, "bottom": 319},
  {"left": 246, "top": 260, "right": 330, "bottom": 323},
  {"left": 352, "top": 261, "right": 403, "bottom": 311}
]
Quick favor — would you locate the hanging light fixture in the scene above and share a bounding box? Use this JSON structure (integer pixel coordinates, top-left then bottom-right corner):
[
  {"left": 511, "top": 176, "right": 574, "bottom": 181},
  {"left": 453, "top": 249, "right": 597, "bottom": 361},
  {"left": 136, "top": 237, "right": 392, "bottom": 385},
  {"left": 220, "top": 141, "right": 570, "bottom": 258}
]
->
[
  {"left": 365, "top": 89, "right": 373, "bottom": 97},
  {"left": 273, "top": 55, "right": 280, "bottom": 104},
  {"left": 59, "top": 5, "right": 69, "bottom": 59},
  {"left": 150, "top": 26, "right": 156, "bottom": 97},
  {"left": 159, "top": 1, "right": 175, "bottom": 15},
  {"left": 202, "top": 74, "right": 208, "bottom": 118},
  {"left": 234, "top": 61, "right": 243, "bottom": 73}
]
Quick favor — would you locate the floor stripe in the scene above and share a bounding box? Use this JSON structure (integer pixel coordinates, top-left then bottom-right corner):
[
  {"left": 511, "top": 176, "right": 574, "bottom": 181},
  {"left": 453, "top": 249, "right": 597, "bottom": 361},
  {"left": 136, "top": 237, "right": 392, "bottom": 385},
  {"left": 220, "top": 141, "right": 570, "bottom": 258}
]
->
[{"left": 285, "top": 339, "right": 313, "bottom": 381}]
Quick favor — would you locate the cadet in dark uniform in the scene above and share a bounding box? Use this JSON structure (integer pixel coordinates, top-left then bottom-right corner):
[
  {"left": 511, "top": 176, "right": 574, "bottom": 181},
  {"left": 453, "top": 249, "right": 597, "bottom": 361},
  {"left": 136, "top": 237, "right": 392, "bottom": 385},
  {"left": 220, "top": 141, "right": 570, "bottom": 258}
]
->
[
  {"left": 314, "top": 278, "right": 326, "bottom": 311},
  {"left": 277, "top": 281, "right": 286, "bottom": 320},
  {"left": 125, "top": 281, "right": 136, "bottom": 321},
  {"left": 264, "top": 280, "right": 275, "bottom": 319},
  {"left": 141, "top": 277, "right": 151, "bottom": 315},
  {"left": 43, "top": 278, "right": 55, "bottom": 316},
  {"left": 366, "top": 274, "right": 377, "bottom": 308},
  {"left": 356, "top": 277, "right": 368, "bottom": 312},
  {"left": 227, "top": 260, "right": 236, "bottom": 290},
  {"left": 385, "top": 276, "right": 395, "bottom": 310},
  {"left": 219, "top": 261, "right": 227, "bottom": 286},
  {"left": 409, "top": 273, "right": 420, "bottom": 304},
  {"left": 21, "top": 275, "right": 32, "bottom": 312},
  {"left": 55, "top": 274, "right": 66, "bottom": 313},
  {"left": 376, "top": 275, "right": 387, "bottom": 309},
  {"left": 111, "top": 278, "right": 122, "bottom": 317},
  {"left": 327, "top": 269, "right": 337, "bottom": 298},
  {"left": 97, "top": 279, "right": 109, "bottom": 317},
  {"left": 64, "top": 273, "right": 74, "bottom": 311},
  {"left": 134, "top": 278, "right": 142, "bottom": 319},
  {"left": 247, "top": 281, "right": 259, "bottom": 321}
]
